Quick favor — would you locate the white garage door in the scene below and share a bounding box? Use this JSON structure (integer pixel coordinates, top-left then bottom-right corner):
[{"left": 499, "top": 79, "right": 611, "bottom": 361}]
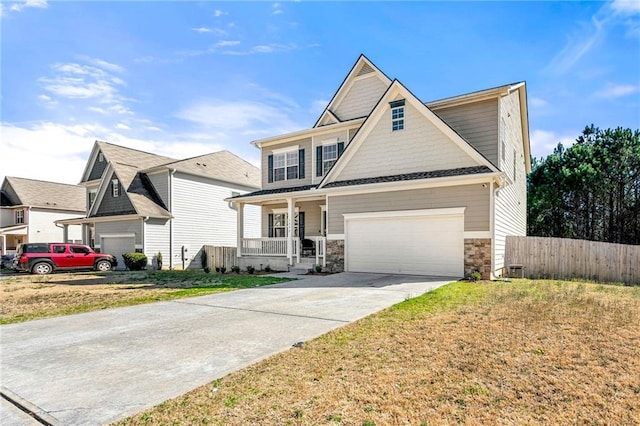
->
[
  {"left": 101, "top": 236, "right": 135, "bottom": 270},
  {"left": 345, "top": 208, "right": 464, "bottom": 277}
]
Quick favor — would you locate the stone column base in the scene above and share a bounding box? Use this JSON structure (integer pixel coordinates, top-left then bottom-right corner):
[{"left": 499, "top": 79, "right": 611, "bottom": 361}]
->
[{"left": 464, "top": 238, "right": 492, "bottom": 280}]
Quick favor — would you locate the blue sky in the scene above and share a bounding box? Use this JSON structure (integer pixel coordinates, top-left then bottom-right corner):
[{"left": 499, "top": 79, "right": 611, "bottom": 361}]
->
[{"left": 1, "top": 0, "right": 639, "bottom": 185}]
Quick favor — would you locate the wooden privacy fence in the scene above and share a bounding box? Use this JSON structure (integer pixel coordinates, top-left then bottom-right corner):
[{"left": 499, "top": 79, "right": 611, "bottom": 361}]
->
[
  {"left": 505, "top": 236, "right": 639, "bottom": 284},
  {"left": 202, "top": 245, "right": 237, "bottom": 270}
]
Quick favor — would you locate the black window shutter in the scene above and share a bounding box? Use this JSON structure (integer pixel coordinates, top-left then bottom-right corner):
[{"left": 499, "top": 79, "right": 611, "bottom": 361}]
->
[
  {"left": 298, "top": 149, "right": 305, "bottom": 179},
  {"left": 316, "top": 146, "right": 323, "bottom": 177},
  {"left": 268, "top": 213, "right": 274, "bottom": 238},
  {"left": 298, "top": 212, "right": 305, "bottom": 240},
  {"left": 267, "top": 155, "right": 274, "bottom": 183},
  {"left": 337, "top": 141, "right": 345, "bottom": 157}
]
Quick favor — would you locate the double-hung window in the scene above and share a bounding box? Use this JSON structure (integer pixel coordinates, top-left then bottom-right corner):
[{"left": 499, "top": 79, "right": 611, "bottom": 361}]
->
[
  {"left": 316, "top": 140, "right": 344, "bottom": 177},
  {"left": 273, "top": 151, "right": 299, "bottom": 181},
  {"left": 390, "top": 99, "right": 405, "bottom": 131},
  {"left": 15, "top": 210, "right": 24, "bottom": 224},
  {"left": 322, "top": 144, "right": 338, "bottom": 175}
]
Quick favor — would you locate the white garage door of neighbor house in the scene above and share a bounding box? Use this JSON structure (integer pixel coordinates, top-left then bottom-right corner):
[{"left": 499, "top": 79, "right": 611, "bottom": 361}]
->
[
  {"left": 345, "top": 209, "right": 465, "bottom": 277},
  {"left": 101, "top": 236, "right": 135, "bottom": 270}
]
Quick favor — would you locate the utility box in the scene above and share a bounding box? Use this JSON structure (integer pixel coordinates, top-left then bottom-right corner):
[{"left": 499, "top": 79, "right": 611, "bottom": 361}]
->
[{"left": 507, "top": 264, "right": 525, "bottom": 278}]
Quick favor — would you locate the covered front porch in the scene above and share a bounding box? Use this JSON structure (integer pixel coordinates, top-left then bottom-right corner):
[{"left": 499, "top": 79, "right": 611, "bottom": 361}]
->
[{"left": 234, "top": 193, "right": 327, "bottom": 271}]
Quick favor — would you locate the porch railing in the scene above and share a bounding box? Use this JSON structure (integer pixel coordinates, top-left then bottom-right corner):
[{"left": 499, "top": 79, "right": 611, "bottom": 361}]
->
[
  {"left": 239, "top": 237, "right": 325, "bottom": 267},
  {"left": 240, "top": 238, "right": 288, "bottom": 256}
]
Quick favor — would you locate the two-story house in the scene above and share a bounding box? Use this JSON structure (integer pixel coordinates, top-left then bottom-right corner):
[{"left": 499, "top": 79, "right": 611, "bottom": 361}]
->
[
  {"left": 0, "top": 177, "right": 85, "bottom": 254},
  {"left": 58, "top": 141, "right": 261, "bottom": 269},
  {"left": 230, "top": 55, "right": 530, "bottom": 279}
]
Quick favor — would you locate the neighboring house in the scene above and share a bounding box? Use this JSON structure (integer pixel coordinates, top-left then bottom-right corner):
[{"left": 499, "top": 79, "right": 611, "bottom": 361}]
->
[
  {"left": 230, "top": 55, "right": 531, "bottom": 279},
  {"left": 58, "top": 141, "right": 261, "bottom": 269},
  {"left": 0, "top": 177, "right": 85, "bottom": 254}
]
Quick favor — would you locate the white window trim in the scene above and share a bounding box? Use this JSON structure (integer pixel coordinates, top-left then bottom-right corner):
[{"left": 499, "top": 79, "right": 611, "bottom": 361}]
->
[
  {"left": 272, "top": 149, "right": 299, "bottom": 182},
  {"left": 391, "top": 106, "right": 405, "bottom": 131},
  {"left": 112, "top": 179, "right": 120, "bottom": 197},
  {"left": 270, "top": 208, "right": 300, "bottom": 237}
]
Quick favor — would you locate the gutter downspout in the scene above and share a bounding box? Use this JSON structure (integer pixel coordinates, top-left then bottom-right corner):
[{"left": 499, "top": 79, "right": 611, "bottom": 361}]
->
[
  {"left": 142, "top": 216, "right": 149, "bottom": 266},
  {"left": 169, "top": 169, "right": 176, "bottom": 270},
  {"left": 54, "top": 222, "right": 68, "bottom": 243}
]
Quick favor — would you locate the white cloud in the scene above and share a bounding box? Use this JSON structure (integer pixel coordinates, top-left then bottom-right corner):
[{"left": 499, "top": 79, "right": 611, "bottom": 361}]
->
[
  {"left": 594, "top": 82, "right": 639, "bottom": 98},
  {"left": 174, "top": 99, "right": 302, "bottom": 144},
  {"left": 272, "top": 3, "right": 283, "bottom": 15},
  {"left": 530, "top": 129, "right": 578, "bottom": 159},
  {"left": 213, "top": 9, "right": 227, "bottom": 18},
  {"left": 544, "top": 17, "right": 604, "bottom": 75},
  {"left": 9, "top": 0, "right": 47, "bottom": 13},
  {"left": 610, "top": 0, "right": 640, "bottom": 15},
  {"left": 0, "top": 121, "right": 228, "bottom": 185},
  {"left": 39, "top": 61, "right": 126, "bottom": 103},
  {"left": 529, "top": 97, "right": 549, "bottom": 108},
  {"left": 116, "top": 123, "right": 131, "bottom": 130},
  {"left": 191, "top": 27, "right": 211, "bottom": 33},
  {"left": 87, "top": 58, "right": 124, "bottom": 74},
  {"left": 216, "top": 40, "right": 240, "bottom": 47}
]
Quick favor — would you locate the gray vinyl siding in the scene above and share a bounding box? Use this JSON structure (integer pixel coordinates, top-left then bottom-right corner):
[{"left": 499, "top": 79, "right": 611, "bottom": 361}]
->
[
  {"left": 334, "top": 75, "right": 388, "bottom": 121},
  {"left": 147, "top": 171, "right": 169, "bottom": 207},
  {"left": 334, "top": 101, "right": 479, "bottom": 182},
  {"left": 494, "top": 91, "right": 527, "bottom": 275},
  {"left": 261, "top": 201, "right": 323, "bottom": 238},
  {"left": 94, "top": 177, "right": 136, "bottom": 217},
  {"left": 145, "top": 218, "right": 170, "bottom": 267},
  {"left": 432, "top": 99, "right": 499, "bottom": 166},
  {"left": 171, "top": 172, "right": 260, "bottom": 268},
  {"left": 261, "top": 137, "right": 312, "bottom": 190},
  {"left": 328, "top": 184, "right": 490, "bottom": 235},
  {"left": 95, "top": 220, "right": 142, "bottom": 245},
  {"left": 88, "top": 151, "right": 108, "bottom": 181}
]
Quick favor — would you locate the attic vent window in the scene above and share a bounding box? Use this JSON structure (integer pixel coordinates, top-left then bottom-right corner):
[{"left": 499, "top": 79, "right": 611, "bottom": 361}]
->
[
  {"left": 98, "top": 152, "right": 104, "bottom": 162},
  {"left": 390, "top": 99, "right": 405, "bottom": 131},
  {"left": 112, "top": 179, "right": 120, "bottom": 197}
]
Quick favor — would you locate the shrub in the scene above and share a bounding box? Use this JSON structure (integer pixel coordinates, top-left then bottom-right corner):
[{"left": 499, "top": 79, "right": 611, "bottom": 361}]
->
[
  {"left": 468, "top": 271, "right": 482, "bottom": 282},
  {"left": 122, "top": 252, "right": 148, "bottom": 271},
  {"left": 220, "top": 266, "right": 226, "bottom": 274},
  {"left": 264, "top": 264, "right": 272, "bottom": 272},
  {"left": 231, "top": 265, "right": 240, "bottom": 273},
  {"left": 246, "top": 265, "right": 255, "bottom": 274},
  {"left": 315, "top": 265, "right": 322, "bottom": 273},
  {"left": 204, "top": 267, "right": 211, "bottom": 274},
  {"left": 156, "top": 252, "right": 163, "bottom": 270},
  {"left": 215, "top": 267, "right": 221, "bottom": 273}
]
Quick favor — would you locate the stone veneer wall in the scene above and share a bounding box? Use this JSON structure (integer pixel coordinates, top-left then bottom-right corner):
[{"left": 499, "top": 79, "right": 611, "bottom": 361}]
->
[
  {"left": 464, "top": 238, "right": 492, "bottom": 280},
  {"left": 325, "top": 239, "right": 345, "bottom": 272}
]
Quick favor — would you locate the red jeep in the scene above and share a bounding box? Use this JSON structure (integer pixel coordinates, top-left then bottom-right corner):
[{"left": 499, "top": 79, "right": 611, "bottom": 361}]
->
[{"left": 14, "top": 243, "right": 117, "bottom": 275}]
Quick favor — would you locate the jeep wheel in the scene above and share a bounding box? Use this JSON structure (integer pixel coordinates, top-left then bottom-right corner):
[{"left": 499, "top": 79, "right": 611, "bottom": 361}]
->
[
  {"left": 96, "top": 260, "right": 112, "bottom": 272},
  {"left": 32, "top": 262, "right": 53, "bottom": 275}
]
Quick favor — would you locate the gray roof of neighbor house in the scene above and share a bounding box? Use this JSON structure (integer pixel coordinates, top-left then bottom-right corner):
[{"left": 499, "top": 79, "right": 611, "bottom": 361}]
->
[
  {"left": 157, "top": 150, "right": 261, "bottom": 189},
  {"left": 91, "top": 142, "right": 260, "bottom": 218},
  {"left": 1, "top": 177, "right": 85, "bottom": 212}
]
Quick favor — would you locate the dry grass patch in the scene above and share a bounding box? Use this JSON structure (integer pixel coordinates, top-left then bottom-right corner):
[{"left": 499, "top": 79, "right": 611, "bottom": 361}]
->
[
  {"left": 118, "top": 280, "right": 640, "bottom": 425},
  {"left": 0, "top": 271, "right": 290, "bottom": 324}
]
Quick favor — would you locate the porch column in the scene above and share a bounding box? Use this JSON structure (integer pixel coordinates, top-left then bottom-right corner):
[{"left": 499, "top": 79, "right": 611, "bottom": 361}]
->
[
  {"left": 287, "top": 197, "right": 295, "bottom": 264},
  {"left": 236, "top": 202, "right": 244, "bottom": 258},
  {"left": 62, "top": 225, "right": 69, "bottom": 243}
]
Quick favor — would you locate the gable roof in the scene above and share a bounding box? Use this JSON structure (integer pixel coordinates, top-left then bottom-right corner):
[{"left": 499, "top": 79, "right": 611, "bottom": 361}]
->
[
  {"left": 319, "top": 79, "right": 499, "bottom": 188},
  {"left": 1, "top": 177, "right": 85, "bottom": 212},
  {"left": 152, "top": 150, "right": 260, "bottom": 189},
  {"left": 314, "top": 54, "right": 392, "bottom": 127}
]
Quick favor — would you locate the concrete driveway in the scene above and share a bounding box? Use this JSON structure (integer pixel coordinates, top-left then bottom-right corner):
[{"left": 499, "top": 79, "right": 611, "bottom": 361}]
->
[{"left": 0, "top": 272, "right": 453, "bottom": 425}]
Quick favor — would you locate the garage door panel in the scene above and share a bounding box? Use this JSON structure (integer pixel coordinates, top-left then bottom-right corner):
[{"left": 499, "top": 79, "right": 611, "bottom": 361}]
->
[
  {"left": 346, "top": 213, "right": 463, "bottom": 277},
  {"left": 101, "top": 237, "right": 135, "bottom": 271}
]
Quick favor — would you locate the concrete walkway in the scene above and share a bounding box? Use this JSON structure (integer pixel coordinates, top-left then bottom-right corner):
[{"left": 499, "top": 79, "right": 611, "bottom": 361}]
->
[{"left": 0, "top": 272, "right": 452, "bottom": 425}]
